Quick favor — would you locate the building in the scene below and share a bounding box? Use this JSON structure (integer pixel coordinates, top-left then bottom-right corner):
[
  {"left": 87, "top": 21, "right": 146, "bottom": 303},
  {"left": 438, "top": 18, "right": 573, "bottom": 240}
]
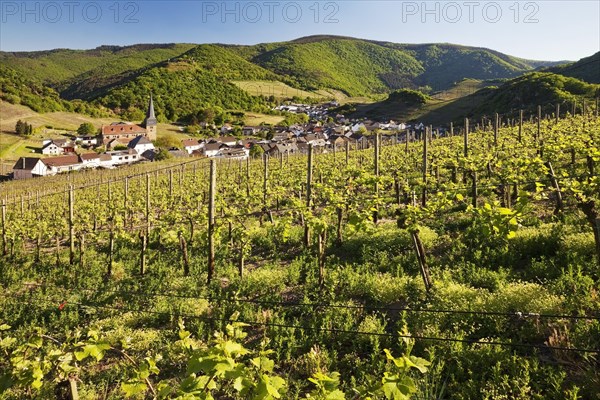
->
[
  {"left": 12, "top": 157, "right": 48, "bottom": 180},
  {"left": 182, "top": 139, "right": 202, "bottom": 154},
  {"left": 128, "top": 135, "right": 155, "bottom": 154},
  {"left": 105, "top": 149, "right": 140, "bottom": 166},
  {"left": 41, "top": 141, "right": 64, "bottom": 155},
  {"left": 142, "top": 95, "right": 158, "bottom": 141},
  {"left": 99, "top": 94, "right": 157, "bottom": 146},
  {"left": 101, "top": 122, "right": 147, "bottom": 146},
  {"left": 43, "top": 155, "right": 82, "bottom": 175}
]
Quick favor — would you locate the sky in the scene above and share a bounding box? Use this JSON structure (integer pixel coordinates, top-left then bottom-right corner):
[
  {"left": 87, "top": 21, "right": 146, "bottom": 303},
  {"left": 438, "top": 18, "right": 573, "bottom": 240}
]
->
[{"left": 0, "top": 0, "right": 599, "bottom": 61}]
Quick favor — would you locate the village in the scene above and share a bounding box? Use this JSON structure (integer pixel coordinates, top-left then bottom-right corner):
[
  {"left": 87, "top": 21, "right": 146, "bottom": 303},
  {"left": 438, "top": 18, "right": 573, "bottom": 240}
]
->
[{"left": 10, "top": 97, "right": 434, "bottom": 180}]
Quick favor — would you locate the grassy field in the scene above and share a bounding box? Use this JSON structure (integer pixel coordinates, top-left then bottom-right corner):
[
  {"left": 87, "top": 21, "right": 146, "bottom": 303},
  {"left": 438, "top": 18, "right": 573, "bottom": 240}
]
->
[
  {"left": 232, "top": 80, "right": 322, "bottom": 99},
  {"left": 243, "top": 112, "right": 286, "bottom": 126},
  {"left": 348, "top": 79, "right": 502, "bottom": 124},
  {"left": 0, "top": 101, "right": 192, "bottom": 163},
  {"left": 429, "top": 78, "right": 491, "bottom": 101}
]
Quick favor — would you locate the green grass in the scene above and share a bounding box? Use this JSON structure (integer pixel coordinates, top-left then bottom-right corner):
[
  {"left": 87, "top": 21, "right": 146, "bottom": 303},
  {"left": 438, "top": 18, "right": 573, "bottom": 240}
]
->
[
  {"left": 548, "top": 51, "right": 600, "bottom": 84},
  {"left": 233, "top": 80, "right": 322, "bottom": 99},
  {"left": 243, "top": 112, "right": 286, "bottom": 126},
  {"left": 0, "top": 44, "right": 196, "bottom": 85},
  {"left": 0, "top": 100, "right": 194, "bottom": 162}
]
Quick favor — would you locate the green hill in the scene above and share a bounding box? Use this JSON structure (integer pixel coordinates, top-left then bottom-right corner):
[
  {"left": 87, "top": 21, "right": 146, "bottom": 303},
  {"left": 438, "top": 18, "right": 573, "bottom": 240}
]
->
[
  {"left": 0, "top": 43, "right": 196, "bottom": 86},
  {"left": 60, "top": 44, "right": 281, "bottom": 102},
  {"left": 234, "top": 36, "right": 560, "bottom": 95},
  {"left": 345, "top": 72, "right": 599, "bottom": 125},
  {"left": 547, "top": 52, "right": 600, "bottom": 84},
  {"left": 0, "top": 36, "right": 580, "bottom": 124},
  {"left": 244, "top": 38, "right": 424, "bottom": 96},
  {"left": 93, "top": 64, "right": 275, "bottom": 122},
  {"left": 388, "top": 43, "right": 552, "bottom": 90},
  {"left": 0, "top": 64, "right": 109, "bottom": 117}
]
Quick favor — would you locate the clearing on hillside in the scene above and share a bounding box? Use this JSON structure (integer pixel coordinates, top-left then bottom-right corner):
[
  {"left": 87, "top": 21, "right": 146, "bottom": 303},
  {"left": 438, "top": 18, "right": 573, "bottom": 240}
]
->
[{"left": 232, "top": 80, "right": 322, "bottom": 99}]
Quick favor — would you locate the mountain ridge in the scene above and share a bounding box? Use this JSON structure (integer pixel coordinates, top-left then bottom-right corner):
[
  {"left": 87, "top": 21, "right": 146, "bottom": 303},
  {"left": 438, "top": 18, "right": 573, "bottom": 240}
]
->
[{"left": 0, "top": 36, "right": 597, "bottom": 125}]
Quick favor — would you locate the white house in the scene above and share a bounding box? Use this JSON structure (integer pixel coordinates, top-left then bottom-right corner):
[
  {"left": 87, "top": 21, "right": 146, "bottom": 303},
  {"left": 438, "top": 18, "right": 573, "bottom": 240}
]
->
[
  {"left": 80, "top": 153, "right": 101, "bottom": 169},
  {"left": 351, "top": 123, "right": 367, "bottom": 133},
  {"left": 217, "top": 147, "right": 248, "bottom": 160},
  {"left": 106, "top": 149, "right": 140, "bottom": 166},
  {"left": 12, "top": 157, "right": 49, "bottom": 180},
  {"left": 203, "top": 142, "right": 221, "bottom": 157},
  {"left": 41, "top": 142, "right": 64, "bottom": 155},
  {"left": 76, "top": 136, "right": 98, "bottom": 147},
  {"left": 217, "top": 136, "right": 238, "bottom": 147},
  {"left": 182, "top": 139, "right": 203, "bottom": 154},
  {"left": 128, "top": 135, "right": 155, "bottom": 154},
  {"left": 43, "top": 155, "right": 83, "bottom": 175}
]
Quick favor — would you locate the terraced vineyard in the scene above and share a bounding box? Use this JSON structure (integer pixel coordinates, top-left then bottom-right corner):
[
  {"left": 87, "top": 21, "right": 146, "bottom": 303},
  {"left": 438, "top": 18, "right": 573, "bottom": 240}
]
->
[{"left": 1, "top": 108, "right": 599, "bottom": 399}]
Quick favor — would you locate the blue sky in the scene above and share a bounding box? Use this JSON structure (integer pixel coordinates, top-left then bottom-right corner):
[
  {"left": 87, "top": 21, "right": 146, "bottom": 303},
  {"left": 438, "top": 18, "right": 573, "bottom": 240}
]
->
[{"left": 1, "top": 1, "right": 598, "bottom": 61}]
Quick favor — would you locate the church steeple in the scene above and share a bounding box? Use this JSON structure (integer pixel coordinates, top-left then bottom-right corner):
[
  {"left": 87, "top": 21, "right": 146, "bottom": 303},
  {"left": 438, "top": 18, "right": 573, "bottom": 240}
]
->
[
  {"left": 143, "top": 94, "right": 157, "bottom": 141},
  {"left": 144, "top": 94, "right": 157, "bottom": 125}
]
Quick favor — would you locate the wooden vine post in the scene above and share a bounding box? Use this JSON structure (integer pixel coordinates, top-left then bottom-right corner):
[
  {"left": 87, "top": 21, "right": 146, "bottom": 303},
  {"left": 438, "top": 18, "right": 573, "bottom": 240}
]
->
[
  {"left": 518, "top": 109, "right": 523, "bottom": 142},
  {"left": 107, "top": 229, "right": 114, "bottom": 277},
  {"left": 412, "top": 229, "right": 432, "bottom": 292},
  {"left": 318, "top": 229, "right": 326, "bottom": 288},
  {"left": 345, "top": 140, "right": 349, "bottom": 166},
  {"left": 471, "top": 171, "right": 478, "bottom": 208},
  {"left": 304, "top": 144, "right": 313, "bottom": 248},
  {"left": 555, "top": 103, "right": 560, "bottom": 123},
  {"left": 78, "top": 233, "right": 85, "bottom": 269},
  {"left": 179, "top": 231, "right": 190, "bottom": 276},
  {"left": 374, "top": 132, "right": 380, "bottom": 223},
  {"left": 124, "top": 177, "right": 129, "bottom": 228},
  {"left": 463, "top": 118, "right": 469, "bottom": 157},
  {"left": 422, "top": 126, "right": 428, "bottom": 207},
  {"left": 536, "top": 105, "right": 541, "bottom": 146},
  {"left": 145, "top": 173, "right": 150, "bottom": 237},
  {"left": 140, "top": 173, "right": 150, "bottom": 276},
  {"left": 1, "top": 199, "right": 6, "bottom": 256},
  {"left": 263, "top": 154, "right": 268, "bottom": 203},
  {"left": 207, "top": 160, "right": 216, "bottom": 284},
  {"left": 545, "top": 162, "right": 563, "bottom": 215},
  {"left": 68, "top": 185, "right": 75, "bottom": 265},
  {"left": 494, "top": 113, "right": 499, "bottom": 146},
  {"left": 139, "top": 231, "right": 147, "bottom": 276}
]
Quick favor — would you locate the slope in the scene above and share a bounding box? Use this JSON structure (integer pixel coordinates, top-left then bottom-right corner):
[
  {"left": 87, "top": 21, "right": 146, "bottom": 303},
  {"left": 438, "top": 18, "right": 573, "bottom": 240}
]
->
[
  {"left": 92, "top": 45, "right": 281, "bottom": 122},
  {"left": 344, "top": 72, "right": 600, "bottom": 125},
  {"left": 246, "top": 38, "right": 424, "bottom": 96},
  {"left": 547, "top": 52, "right": 600, "bottom": 84},
  {"left": 0, "top": 43, "right": 196, "bottom": 86}
]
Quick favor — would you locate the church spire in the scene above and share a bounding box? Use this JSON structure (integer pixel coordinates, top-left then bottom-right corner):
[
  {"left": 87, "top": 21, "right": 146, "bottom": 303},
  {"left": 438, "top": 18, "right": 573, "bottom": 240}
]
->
[
  {"left": 143, "top": 93, "right": 158, "bottom": 141},
  {"left": 145, "top": 94, "right": 156, "bottom": 123}
]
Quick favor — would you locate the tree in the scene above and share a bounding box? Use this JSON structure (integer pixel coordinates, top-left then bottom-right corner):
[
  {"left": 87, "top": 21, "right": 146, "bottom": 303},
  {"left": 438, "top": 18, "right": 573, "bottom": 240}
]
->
[
  {"left": 15, "top": 120, "right": 32, "bottom": 136},
  {"left": 15, "top": 120, "right": 23, "bottom": 135},
  {"left": 155, "top": 133, "right": 181, "bottom": 149},
  {"left": 154, "top": 148, "right": 172, "bottom": 161},
  {"left": 201, "top": 108, "right": 216, "bottom": 124},
  {"left": 77, "top": 123, "right": 96, "bottom": 136},
  {"left": 249, "top": 144, "right": 265, "bottom": 158},
  {"left": 185, "top": 125, "right": 201, "bottom": 135}
]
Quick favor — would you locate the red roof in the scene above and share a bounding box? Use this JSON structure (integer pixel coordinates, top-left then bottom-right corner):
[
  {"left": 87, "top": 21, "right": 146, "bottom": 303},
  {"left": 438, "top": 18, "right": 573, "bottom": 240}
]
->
[
  {"left": 80, "top": 153, "right": 100, "bottom": 161},
  {"left": 102, "top": 123, "right": 146, "bottom": 135},
  {"left": 182, "top": 139, "right": 200, "bottom": 147},
  {"left": 42, "top": 155, "right": 80, "bottom": 167}
]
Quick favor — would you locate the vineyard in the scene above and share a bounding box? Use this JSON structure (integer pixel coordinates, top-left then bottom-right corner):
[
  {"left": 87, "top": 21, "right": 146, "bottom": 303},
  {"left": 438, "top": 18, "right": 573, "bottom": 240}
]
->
[{"left": 1, "top": 105, "right": 599, "bottom": 399}]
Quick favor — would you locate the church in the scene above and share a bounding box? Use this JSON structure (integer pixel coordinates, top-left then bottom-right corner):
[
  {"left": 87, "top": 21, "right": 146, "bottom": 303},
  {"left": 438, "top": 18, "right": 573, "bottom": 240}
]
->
[{"left": 100, "top": 95, "right": 158, "bottom": 148}]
